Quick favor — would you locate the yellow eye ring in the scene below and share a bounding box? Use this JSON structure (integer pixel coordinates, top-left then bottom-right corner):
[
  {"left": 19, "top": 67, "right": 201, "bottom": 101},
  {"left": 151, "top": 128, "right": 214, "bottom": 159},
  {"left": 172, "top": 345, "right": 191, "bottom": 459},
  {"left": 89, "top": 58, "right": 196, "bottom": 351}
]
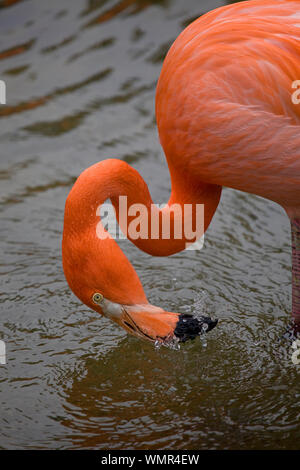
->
[{"left": 92, "top": 293, "right": 103, "bottom": 304}]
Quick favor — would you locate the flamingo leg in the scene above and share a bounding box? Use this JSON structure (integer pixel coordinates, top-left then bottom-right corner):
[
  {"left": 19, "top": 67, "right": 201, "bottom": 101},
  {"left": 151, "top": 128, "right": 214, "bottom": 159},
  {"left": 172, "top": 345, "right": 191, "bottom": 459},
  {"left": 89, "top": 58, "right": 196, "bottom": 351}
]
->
[{"left": 291, "top": 218, "right": 300, "bottom": 327}]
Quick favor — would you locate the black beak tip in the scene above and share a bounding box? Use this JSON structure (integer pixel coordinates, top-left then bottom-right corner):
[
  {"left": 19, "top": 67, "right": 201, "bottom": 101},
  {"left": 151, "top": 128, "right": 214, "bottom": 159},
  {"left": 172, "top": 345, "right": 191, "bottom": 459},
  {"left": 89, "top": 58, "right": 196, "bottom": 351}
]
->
[
  {"left": 174, "top": 314, "right": 218, "bottom": 342},
  {"left": 199, "top": 315, "right": 218, "bottom": 332}
]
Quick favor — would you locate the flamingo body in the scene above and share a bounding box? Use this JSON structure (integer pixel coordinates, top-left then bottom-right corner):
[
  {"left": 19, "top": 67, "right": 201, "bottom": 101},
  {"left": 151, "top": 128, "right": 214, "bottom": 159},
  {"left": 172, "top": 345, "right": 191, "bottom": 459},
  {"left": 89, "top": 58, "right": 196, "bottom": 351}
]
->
[{"left": 156, "top": 0, "right": 300, "bottom": 213}]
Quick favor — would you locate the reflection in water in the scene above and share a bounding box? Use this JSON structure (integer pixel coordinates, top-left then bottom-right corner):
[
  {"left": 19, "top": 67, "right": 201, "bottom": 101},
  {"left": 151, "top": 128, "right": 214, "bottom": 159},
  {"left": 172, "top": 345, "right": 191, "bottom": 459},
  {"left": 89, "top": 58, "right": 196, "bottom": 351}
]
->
[
  {"left": 0, "top": 0, "right": 299, "bottom": 450},
  {"left": 0, "top": 0, "right": 25, "bottom": 8},
  {"left": 83, "top": 0, "right": 169, "bottom": 28},
  {"left": 60, "top": 333, "right": 299, "bottom": 450},
  {"left": 0, "top": 39, "right": 35, "bottom": 61},
  {"left": 0, "top": 67, "right": 112, "bottom": 117}
]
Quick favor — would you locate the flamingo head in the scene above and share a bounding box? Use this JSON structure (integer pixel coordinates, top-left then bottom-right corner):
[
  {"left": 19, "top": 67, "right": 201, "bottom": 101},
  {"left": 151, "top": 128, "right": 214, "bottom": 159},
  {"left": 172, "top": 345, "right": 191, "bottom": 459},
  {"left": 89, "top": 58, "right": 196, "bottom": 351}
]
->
[
  {"left": 62, "top": 232, "right": 218, "bottom": 345},
  {"left": 89, "top": 292, "right": 218, "bottom": 344}
]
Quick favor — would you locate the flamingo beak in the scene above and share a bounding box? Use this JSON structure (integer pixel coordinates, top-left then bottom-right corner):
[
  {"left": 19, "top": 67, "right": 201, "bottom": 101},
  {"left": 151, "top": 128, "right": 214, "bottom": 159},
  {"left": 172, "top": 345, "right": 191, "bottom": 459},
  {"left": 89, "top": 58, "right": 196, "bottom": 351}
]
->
[
  {"left": 118, "top": 305, "right": 218, "bottom": 344},
  {"left": 97, "top": 297, "right": 217, "bottom": 344}
]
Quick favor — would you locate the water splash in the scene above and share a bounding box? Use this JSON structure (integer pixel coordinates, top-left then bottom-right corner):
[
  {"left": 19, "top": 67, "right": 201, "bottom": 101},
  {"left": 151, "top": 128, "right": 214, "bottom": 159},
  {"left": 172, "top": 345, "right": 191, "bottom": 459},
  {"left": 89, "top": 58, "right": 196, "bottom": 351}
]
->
[
  {"left": 191, "top": 290, "right": 210, "bottom": 318},
  {"left": 152, "top": 290, "right": 217, "bottom": 351},
  {"left": 154, "top": 337, "right": 181, "bottom": 351}
]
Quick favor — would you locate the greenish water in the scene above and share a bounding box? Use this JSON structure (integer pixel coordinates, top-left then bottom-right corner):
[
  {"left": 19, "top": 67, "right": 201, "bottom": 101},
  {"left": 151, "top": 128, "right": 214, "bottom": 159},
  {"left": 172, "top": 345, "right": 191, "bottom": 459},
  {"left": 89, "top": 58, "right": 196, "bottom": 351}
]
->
[{"left": 0, "top": 0, "right": 299, "bottom": 450}]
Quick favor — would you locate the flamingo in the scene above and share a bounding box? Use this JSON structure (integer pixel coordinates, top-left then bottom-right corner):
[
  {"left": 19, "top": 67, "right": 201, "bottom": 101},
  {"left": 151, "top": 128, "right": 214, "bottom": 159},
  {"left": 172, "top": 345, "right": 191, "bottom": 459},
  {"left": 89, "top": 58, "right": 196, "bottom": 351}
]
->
[{"left": 62, "top": 0, "right": 300, "bottom": 344}]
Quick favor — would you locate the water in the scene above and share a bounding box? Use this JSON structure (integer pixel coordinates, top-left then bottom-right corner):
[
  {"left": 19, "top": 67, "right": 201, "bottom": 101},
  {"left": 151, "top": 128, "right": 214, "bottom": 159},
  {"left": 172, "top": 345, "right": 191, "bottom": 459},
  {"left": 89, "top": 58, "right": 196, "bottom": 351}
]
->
[{"left": 0, "top": 0, "right": 299, "bottom": 450}]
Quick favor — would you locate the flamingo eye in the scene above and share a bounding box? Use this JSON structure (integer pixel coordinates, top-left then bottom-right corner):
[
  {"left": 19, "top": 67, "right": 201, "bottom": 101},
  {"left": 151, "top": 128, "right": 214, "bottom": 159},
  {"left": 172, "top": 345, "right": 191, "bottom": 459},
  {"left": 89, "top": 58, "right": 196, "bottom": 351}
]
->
[{"left": 92, "top": 293, "right": 103, "bottom": 304}]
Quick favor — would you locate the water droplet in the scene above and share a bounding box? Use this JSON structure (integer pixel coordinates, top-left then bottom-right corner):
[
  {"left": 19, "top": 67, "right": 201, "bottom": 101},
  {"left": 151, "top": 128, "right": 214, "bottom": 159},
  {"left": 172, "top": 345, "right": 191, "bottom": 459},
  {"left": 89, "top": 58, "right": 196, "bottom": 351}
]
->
[{"left": 153, "top": 336, "right": 181, "bottom": 351}]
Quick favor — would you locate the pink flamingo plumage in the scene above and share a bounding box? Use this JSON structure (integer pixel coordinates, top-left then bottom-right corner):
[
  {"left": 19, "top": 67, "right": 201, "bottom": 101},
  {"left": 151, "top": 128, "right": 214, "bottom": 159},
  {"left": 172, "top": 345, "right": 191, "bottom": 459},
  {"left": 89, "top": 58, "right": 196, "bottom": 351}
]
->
[{"left": 62, "top": 0, "right": 300, "bottom": 343}]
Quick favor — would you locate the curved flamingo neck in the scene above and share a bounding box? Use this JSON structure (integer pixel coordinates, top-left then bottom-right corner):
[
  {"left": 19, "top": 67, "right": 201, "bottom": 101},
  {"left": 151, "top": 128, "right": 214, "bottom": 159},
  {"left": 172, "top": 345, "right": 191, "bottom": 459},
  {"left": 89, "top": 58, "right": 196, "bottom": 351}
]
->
[
  {"left": 62, "top": 158, "right": 222, "bottom": 306},
  {"left": 65, "top": 158, "right": 221, "bottom": 257}
]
